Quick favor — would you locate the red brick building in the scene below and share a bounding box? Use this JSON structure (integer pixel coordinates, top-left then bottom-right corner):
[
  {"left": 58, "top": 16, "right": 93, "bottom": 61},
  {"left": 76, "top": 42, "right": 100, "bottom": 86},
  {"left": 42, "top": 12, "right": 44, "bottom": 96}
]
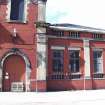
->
[
  {"left": 46, "top": 24, "right": 105, "bottom": 91},
  {"left": 1, "top": 0, "right": 105, "bottom": 92},
  {"left": 0, "top": 0, "right": 47, "bottom": 92}
]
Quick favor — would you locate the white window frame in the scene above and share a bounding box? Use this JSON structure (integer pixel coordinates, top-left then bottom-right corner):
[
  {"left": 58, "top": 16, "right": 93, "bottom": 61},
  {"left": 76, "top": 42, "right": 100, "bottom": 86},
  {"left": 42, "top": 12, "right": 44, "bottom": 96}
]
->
[
  {"left": 51, "top": 46, "right": 65, "bottom": 50},
  {"left": 6, "top": 0, "right": 28, "bottom": 23},
  {"left": 68, "top": 48, "right": 80, "bottom": 73},
  {"left": 92, "top": 33, "right": 103, "bottom": 39},
  {"left": 68, "top": 47, "right": 81, "bottom": 51},
  {"left": 52, "top": 49, "right": 64, "bottom": 72},
  {"left": 93, "top": 49, "right": 103, "bottom": 73},
  {"left": 69, "top": 31, "right": 80, "bottom": 38}
]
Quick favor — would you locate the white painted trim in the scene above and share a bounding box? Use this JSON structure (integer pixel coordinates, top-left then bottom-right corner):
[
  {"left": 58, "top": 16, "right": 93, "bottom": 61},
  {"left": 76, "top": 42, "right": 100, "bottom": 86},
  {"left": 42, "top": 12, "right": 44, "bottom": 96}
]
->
[
  {"left": 50, "top": 26, "right": 105, "bottom": 34},
  {"left": 93, "top": 48, "right": 103, "bottom": 51},
  {"left": 6, "top": 0, "right": 11, "bottom": 21},
  {"left": 93, "top": 72, "right": 104, "bottom": 75},
  {"left": 51, "top": 46, "right": 65, "bottom": 50},
  {"left": 24, "top": 0, "right": 28, "bottom": 23},
  {"left": 83, "top": 39, "right": 91, "bottom": 87},
  {"left": 93, "top": 50, "right": 103, "bottom": 73},
  {"left": 38, "top": 0, "right": 46, "bottom": 22},
  {"left": 36, "top": 44, "right": 47, "bottom": 81},
  {"left": 68, "top": 47, "right": 81, "bottom": 51},
  {"left": 93, "top": 78, "right": 105, "bottom": 80}
]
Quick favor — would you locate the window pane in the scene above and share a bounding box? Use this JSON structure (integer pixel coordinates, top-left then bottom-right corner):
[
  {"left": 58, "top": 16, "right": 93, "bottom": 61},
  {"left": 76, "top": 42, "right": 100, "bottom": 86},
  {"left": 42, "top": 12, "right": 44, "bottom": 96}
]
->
[
  {"left": 93, "top": 51, "right": 102, "bottom": 73},
  {"left": 10, "top": 0, "right": 19, "bottom": 20},
  {"left": 70, "top": 51, "right": 79, "bottom": 58},
  {"left": 19, "top": 0, "right": 24, "bottom": 21},
  {"left": 69, "top": 32, "right": 80, "bottom": 38},
  {"left": 52, "top": 50, "right": 64, "bottom": 72},
  {"left": 97, "top": 52, "right": 102, "bottom": 58},
  {"left": 69, "top": 50, "right": 80, "bottom": 73},
  {"left": 93, "top": 51, "right": 97, "bottom": 58},
  {"left": 53, "top": 51, "right": 63, "bottom": 58},
  {"left": 10, "top": 0, "right": 24, "bottom": 21}
]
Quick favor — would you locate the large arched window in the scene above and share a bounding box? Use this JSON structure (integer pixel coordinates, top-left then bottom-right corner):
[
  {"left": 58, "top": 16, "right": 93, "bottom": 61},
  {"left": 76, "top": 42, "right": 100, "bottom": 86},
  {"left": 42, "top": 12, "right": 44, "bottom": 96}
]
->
[{"left": 10, "top": 0, "right": 25, "bottom": 21}]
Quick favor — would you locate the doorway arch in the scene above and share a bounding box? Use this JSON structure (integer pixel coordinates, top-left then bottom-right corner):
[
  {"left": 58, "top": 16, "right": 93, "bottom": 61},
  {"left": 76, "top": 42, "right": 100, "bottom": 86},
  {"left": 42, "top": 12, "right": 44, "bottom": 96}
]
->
[{"left": 0, "top": 48, "right": 31, "bottom": 92}]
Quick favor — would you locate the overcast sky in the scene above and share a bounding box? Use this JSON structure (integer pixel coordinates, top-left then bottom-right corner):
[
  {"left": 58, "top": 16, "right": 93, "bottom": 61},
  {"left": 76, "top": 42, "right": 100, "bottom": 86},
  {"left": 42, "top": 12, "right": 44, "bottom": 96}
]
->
[{"left": 46, "top": 0, "right": 105, "bottom": 29}]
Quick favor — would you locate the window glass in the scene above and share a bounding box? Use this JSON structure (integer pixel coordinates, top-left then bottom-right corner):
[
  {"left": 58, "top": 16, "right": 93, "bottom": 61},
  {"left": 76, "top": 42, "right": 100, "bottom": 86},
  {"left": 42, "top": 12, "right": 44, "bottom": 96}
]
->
[
  {"left": 10, "top": 0, "right": 24, "bottom": 21},
  {"left": 92, "top": 33, "right": 103, "bottom": 39},
  {"left": 93, "top": 51, "right": 103, "bottom": 73},
  {"left": 52, "top": 50, "right": 64, "bottom": 72},
  {"left": 69, "top": 50, "right": 80, "bottom": 73},
  {"left": 69, "top": 32, "right": 80, "bottom": 38}
]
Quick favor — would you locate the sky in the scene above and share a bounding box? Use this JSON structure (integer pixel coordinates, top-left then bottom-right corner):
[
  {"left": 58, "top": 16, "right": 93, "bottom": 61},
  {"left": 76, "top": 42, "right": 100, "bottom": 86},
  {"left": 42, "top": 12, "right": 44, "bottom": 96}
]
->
[{"left": 46, "top": 0, "right": 105, "bottom": 29}]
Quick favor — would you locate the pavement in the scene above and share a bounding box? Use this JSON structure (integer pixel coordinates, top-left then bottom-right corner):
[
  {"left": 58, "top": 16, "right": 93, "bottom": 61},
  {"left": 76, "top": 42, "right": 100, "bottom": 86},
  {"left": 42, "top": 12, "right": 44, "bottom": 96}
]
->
[{"left": 0, "top": 90, "right": 105, "bottom": 105}]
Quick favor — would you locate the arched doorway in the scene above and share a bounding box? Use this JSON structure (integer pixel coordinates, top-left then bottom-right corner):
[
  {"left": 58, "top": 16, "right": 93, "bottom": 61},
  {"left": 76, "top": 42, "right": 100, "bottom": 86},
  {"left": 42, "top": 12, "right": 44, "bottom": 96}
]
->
[
  {"left": 2, "top": 55, "right": 26, "bottom": 91},
  {"left": 0, "top": 48, "right": 31, "bottom": 92}
]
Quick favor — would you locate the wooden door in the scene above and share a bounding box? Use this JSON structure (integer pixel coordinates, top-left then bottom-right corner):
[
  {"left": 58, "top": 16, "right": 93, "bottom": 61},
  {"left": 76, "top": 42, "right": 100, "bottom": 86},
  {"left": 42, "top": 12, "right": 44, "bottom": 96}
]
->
[{"left": 2, "top": 55, "right": 26, "bottom": 91}]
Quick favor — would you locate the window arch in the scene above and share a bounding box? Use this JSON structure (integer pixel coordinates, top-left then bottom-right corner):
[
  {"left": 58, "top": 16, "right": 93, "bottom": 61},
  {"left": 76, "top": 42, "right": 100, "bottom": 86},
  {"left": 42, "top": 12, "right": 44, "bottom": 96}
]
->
[{"left": 0, "top": 48, "right": 31, "bottom": 91}]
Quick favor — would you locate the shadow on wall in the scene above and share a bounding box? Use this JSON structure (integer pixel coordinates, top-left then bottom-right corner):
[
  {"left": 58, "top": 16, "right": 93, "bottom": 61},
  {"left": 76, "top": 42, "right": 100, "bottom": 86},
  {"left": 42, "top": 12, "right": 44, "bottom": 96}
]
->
[
  {"left": 0, "top": 0, "right": 7, "bottom": 5},
  {"left": 0, "top": 23, "right": 25, "bottom": 44},
  {"left": 47, "top": 56, "right": 85, "bottom": 91}
]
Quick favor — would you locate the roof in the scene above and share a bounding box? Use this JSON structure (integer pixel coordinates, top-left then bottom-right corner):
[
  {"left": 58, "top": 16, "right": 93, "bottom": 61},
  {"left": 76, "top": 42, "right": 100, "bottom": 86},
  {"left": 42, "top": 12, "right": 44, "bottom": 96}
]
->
[{"left": 49, "top": 23, "right": 105, "bottom": 34}]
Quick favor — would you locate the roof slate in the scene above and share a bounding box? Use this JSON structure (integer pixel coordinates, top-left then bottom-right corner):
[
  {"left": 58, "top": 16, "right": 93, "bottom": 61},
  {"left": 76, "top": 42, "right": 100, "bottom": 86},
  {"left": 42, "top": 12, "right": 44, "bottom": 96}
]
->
[{"left": 49, "top": 23, "right": 105, "bottom": 34}]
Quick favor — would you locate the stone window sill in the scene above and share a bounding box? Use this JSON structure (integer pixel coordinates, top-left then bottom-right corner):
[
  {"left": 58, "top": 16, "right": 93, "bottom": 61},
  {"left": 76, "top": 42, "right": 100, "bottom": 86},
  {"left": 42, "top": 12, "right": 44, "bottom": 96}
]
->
[
  {"left": 70, "top": 72, "right": 82, "bottom": 79},
  {"left": 7, "top": 20, "right": 27, "bottom": 24},
  {"left": 71, "top": 72, "right": 82, "bottom": 75}
]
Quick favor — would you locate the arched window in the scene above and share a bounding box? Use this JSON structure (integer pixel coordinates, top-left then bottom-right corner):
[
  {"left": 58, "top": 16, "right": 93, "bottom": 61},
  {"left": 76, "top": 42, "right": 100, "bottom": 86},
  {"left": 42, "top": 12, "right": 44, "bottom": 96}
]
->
[{"left": 10, "top": 0, "right": 25, "bottom": 21}]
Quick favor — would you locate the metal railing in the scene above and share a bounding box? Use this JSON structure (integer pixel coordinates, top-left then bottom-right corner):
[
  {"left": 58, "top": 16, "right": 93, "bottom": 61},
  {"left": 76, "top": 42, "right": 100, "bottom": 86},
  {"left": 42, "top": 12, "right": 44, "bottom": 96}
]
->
[{"left": 47, "top": 72, "right": 82, "bottom": 80}]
